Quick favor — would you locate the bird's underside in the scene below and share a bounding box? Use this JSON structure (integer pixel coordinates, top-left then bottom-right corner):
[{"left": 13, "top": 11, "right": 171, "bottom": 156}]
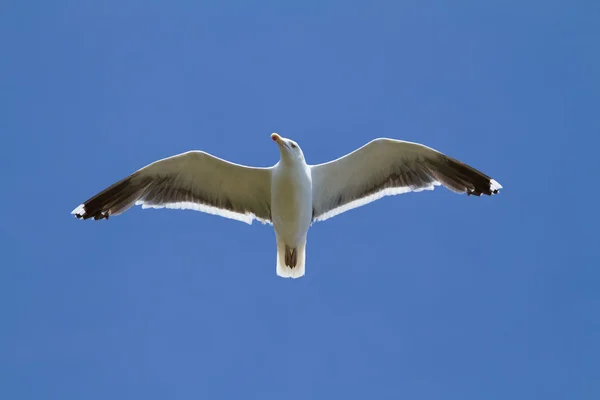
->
[{"left": 72, "top": 134, "right": 502, "bottom": 279}]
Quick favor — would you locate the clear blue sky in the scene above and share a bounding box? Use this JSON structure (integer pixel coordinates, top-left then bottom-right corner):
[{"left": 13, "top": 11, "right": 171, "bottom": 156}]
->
[{"left": 2, "top": 1, "right": 598, "bottom": 399}]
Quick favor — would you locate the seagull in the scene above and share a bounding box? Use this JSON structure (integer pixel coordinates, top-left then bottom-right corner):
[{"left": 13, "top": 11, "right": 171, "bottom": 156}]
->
[{"left": 72, "top": 133, "right": 502, "bottom": 278}]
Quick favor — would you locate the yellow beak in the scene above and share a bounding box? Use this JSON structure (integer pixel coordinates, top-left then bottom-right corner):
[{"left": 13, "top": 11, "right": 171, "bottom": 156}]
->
[{"left": 271, "top": 132, "right": 282, "bottom": 143}]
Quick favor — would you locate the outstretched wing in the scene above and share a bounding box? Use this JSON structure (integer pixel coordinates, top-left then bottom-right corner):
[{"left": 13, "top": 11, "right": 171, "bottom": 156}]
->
[
  {"left": 72, "top": 151, "right": 272, "bottom": 224},
  {"left": 310, "top": 138, "right": 501, "bottom": 222}
]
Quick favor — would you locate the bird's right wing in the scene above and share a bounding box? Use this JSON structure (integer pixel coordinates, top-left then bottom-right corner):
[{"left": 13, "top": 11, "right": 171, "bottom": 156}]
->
[
  {"left": 310, "top": 138, "right": 501, "bottom": 222},
  {"left": 72, "top": 151, "right": 272, "bottom": 224}
]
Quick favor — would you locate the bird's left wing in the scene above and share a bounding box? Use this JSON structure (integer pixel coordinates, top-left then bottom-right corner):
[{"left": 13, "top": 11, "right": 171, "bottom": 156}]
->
[
  {"left": 72, "top": 151, "right": 272, "bottom": 224},
  {"left": 310, "top": 138, "right": 502, "bottom": 222}
]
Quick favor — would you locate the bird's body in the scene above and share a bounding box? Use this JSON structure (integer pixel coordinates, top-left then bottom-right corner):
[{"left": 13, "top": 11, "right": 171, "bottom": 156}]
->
[
  {"left": 72, "top": 133, "right": 502, "bottom": 278},
  {"left": 271, "top": 157, "right": 313, "bottom": 277}
]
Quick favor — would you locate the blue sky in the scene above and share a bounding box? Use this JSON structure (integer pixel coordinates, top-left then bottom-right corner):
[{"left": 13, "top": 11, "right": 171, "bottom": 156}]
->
[{"left": 2, "top": 1, "right": 599, "bottom": 399}]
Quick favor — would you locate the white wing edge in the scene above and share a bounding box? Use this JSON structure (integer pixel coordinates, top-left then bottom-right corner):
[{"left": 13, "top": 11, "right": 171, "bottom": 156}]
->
[
  {"left": 71, "top": 200, "right": 272, "bottom": 225},
  {"left": 313, "top": 182, "right": 440, "bottom": 223},
  {"left": 135, "top": 200, "right": 272, "bottom": 225}
]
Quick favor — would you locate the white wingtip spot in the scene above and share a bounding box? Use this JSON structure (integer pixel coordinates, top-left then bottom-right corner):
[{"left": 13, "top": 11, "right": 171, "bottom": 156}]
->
[
  {"left": 490, "top": 179, "right": 503, "bottom": 192},
  {"left": 71, "top": 204, "right": 85, "bottom": 215}
]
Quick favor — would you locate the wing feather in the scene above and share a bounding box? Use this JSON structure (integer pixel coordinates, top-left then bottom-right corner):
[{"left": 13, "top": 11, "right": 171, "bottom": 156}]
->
[
  {"left": 310, "top": 138, "right": 501, "bottom": 222},
  {"left": 72, "top": 151, "right": 272, "bottom": 224}
]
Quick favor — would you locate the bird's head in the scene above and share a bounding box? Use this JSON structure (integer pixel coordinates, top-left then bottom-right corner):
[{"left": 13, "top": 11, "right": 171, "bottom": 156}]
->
[{"left": 271, "top": 133, "right": 305, "bottom": 163}]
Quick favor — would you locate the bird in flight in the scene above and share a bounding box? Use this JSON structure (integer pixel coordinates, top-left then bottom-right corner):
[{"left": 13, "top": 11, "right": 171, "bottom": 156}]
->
[{"left": 72, "top": 133, "right": 502, "bottom": 278}]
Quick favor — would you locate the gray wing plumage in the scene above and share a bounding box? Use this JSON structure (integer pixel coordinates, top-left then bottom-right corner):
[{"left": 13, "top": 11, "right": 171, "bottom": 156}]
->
[
  {"left": 310, "top": 138, "right": 502, "bottom": 222},
  {"left": 72, "top": 151, "right": 272, "bottom": 224}
]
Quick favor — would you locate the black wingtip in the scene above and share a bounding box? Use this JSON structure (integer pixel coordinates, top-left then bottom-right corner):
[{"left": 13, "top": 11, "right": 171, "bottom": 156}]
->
[
  {"left": 71, "top": 175, "right": 138, "bottom": 221},
  {"left": 439, "top": 155, "right": 502, "bottom": 197}
]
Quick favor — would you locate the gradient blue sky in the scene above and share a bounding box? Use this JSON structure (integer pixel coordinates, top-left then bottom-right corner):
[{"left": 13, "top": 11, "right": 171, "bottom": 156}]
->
[{"left": 2, "top": 1, "right": 599, "bottom": 399}]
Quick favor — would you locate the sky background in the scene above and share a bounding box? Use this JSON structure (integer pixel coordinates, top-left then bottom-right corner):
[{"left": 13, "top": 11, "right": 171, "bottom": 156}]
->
[{"left": 2, "top": 1, "right": 599, "bottom": 399}]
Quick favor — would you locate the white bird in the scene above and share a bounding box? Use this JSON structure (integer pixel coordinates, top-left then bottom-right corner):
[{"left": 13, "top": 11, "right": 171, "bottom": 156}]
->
[{"left": 72, "top": 133, "right": 502, "bottom": 278}]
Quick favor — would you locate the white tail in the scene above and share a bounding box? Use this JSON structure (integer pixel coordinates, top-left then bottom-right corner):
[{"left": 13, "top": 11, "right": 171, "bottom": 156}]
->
[{"left": 276, "top": 238, "right": 306, "bottom": 279}]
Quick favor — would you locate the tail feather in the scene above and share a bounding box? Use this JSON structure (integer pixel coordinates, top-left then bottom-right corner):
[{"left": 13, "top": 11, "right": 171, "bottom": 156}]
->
[{"left": 276, "top": 239, "right": 306, "bottom": 279}]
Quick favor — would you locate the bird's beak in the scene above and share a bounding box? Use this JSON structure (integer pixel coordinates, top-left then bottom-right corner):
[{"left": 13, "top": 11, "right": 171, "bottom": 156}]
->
[
  {"left": 271, "top": 132, "right": 282, "bottom": 143},
  {"left": 271, "top": 132, "right": 288, "bottom": 150}
]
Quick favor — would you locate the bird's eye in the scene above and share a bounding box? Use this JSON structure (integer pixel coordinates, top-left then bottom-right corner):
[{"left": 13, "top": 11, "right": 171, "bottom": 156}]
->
[{"left": 290, "top": 143, "right": 297, "bottom": 149}]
